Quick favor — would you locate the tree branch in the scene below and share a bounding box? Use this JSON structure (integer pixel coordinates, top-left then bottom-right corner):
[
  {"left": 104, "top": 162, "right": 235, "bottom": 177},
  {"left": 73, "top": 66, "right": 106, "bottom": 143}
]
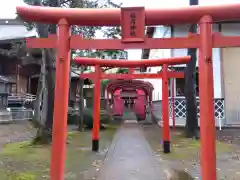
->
[{"left": 101, "top": 67, "right": 114, "bottom": 72}]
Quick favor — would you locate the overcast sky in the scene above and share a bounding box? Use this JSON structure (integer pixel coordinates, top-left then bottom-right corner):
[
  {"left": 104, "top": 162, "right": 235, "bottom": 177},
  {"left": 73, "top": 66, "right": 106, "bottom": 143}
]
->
[{"left": 1, "top": 0, "right": 240, "bottom": 59}]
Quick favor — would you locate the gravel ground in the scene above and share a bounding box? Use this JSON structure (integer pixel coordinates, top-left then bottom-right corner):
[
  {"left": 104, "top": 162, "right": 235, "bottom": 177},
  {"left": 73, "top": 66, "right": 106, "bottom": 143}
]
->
[
  {"left": 0, "top": 121, "right": 36, "bottom": 149},
  {"left": 0, "top": 122, "right": 82, "bottom": 150},
  {"left": 217, "top": 128, "right": 240, "bottom": 145}
]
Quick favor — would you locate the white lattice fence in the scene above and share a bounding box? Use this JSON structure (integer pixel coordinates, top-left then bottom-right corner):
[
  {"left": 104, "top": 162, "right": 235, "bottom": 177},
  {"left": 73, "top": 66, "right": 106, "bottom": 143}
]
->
[{"left": 155, "top": 97, "right": 225, "bottom": 120}]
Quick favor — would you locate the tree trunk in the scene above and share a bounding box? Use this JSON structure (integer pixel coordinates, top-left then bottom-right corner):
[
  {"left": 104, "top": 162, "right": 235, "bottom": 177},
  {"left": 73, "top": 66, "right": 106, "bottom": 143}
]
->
[
  {"left": 78, "top": 67, "right": 84, "bottom": 131},
  {"left": 32, "top": 0, "right": 60, "bottom": 144},
  {"left": 184, "top": 42, "right": 199, "bottom": 138},
  {"left": 33, "top": 49, "right": 45, "bottom": 125},
  {"left": 43, "top": 0, "right": 61, "bottom": 141},
  {"left": 184, "top": 0, "right": 199, "bottom": 138},
  {"left": 44, "top": 49, "right": 56, "bottom": 134}
]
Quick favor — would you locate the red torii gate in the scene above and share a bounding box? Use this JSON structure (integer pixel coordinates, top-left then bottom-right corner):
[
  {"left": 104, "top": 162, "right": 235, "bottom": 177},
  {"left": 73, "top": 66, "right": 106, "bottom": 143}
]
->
[
  {"left": 74, "top": 57, "right": 189, "bottom": 152},
  {"left": 104, "top": 80, "right": 153, "bottom": 115},
  {"left": 16, "top": 3, "right": 240, "bottom": 180},
  {"left": 74, "top": 57, "right": 186, "bottom": 79},
  {"left": 75, "top": 57, "right": 184, "bottom": 132}
]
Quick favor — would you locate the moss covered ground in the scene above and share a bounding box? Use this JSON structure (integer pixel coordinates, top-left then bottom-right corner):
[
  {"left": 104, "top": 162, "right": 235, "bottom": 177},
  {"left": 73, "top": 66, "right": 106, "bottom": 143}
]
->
[
  {"left": 155, "top": 131, "right": 231, "bottom": 161},
  {"left": 0, "top": 126, "right": 117, "bottom": 180},
  {"left": 141, "top": 124, "right": 240, "bottom": 179}
]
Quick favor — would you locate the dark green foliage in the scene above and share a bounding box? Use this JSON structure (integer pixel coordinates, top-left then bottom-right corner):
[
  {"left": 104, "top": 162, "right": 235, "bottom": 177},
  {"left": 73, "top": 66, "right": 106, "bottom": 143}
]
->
[
  {"left": 103, "top": 27, "right": 121, "bottom": 39},
  {"left": 81, "top": 108, "right": 112, "bottom": 129},
  {"left": 68, "top": 107, "right": 112, "bottom": 128},
  {"left": 113, "top": 115, "right": 122, "bottom": 122},
  {"left": 67, "top": 107, "right": 79, "bottom": 124},
  {"left": 116, "top": 68, "right": 129, "bottom": 74}
]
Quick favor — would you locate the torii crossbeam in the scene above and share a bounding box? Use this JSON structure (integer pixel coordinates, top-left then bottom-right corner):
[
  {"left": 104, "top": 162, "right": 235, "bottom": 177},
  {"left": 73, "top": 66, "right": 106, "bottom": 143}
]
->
[{"left": 74, "top": 57, "right": 187, "bottom": 79}]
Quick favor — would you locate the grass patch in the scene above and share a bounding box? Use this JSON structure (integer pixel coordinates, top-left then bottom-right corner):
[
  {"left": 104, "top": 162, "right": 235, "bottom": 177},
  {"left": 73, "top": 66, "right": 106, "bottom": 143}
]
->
[
  {"left": 142, "top": 126, "right": 233, "bottom": 161},
  {"left": 160, "top": 132, "right": 232, "bottom": 160},
  {"left": 163, "top": 131, "right": 231, "bottom": 160},
  {"left": 0, "top": 126, "right": 118, "bottom": 180},
  {"left": 0, "top": 171, "right": 37, "bottom": 180},
  {"left": 2, "top": 141, "right": 49, "bottom": 158}
]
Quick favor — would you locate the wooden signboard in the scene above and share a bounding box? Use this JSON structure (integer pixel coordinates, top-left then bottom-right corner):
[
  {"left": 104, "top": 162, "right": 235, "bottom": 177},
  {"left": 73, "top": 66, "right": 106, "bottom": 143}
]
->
[{"left": 121, "top": 7, "right": 145, "bottom": 43}]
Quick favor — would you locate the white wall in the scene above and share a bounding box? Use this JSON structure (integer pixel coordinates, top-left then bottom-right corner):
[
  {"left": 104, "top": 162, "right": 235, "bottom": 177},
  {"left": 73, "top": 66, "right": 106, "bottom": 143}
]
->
[
  {"left": 172, "top": 23, "right": 219, "bottom": 64},
  {"left": 171, "top": 25, "right": 188, "bottom": 59},
  {"left": 0, "top": 24, "right": 37, "bottom": 40},
  {"left": 212, "top": 48, "right": 222, "bottom": 98},
  {"left": 147, "top": 23, "right": 230, "bottom": 99},
  {"left": 220, "top": 23, "right": 240, "bottom": 101},
  {"left": 221, "top": 23, "right": 240, "bottom": 36},
  {"left": 141, "top": 26, "right": 172, "bottom": 101},
  {"left": 209, "top": 23, "right": 240, "bottom": 98}
]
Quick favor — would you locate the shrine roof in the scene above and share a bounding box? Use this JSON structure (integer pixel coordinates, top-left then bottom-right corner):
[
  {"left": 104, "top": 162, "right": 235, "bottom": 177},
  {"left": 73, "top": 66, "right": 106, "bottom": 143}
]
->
[{"left": 106, "top": 79, "right": 154, "bottom": 95}]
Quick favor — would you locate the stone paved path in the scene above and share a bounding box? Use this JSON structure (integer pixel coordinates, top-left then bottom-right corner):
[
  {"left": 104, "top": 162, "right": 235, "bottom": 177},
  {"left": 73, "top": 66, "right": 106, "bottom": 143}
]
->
[
  {"left": 97, "top": 121, "right": 166, "bottom": 180},
  {"left": 122, "top": 109, "right": 137, "bottom": 121}
]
